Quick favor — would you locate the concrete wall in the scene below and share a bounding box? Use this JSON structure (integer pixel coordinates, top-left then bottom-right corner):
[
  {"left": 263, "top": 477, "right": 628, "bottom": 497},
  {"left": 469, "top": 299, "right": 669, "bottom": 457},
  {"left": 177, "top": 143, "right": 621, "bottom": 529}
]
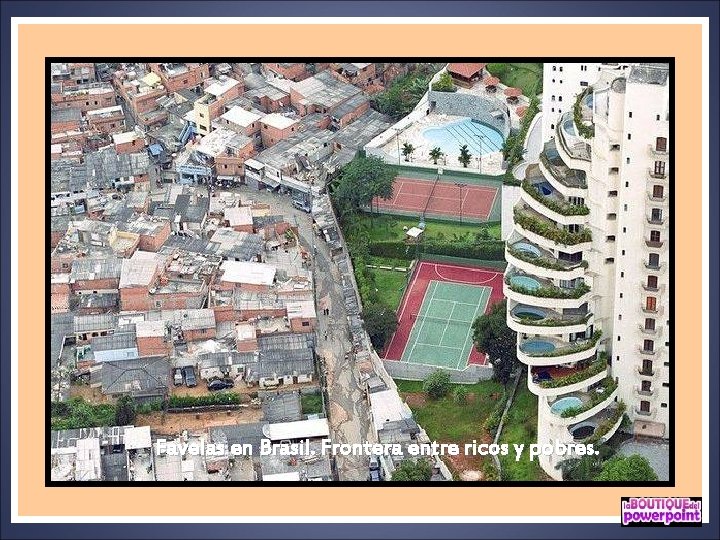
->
[{"left": 382, "top": 360, "right": 493, "bottom": 384}]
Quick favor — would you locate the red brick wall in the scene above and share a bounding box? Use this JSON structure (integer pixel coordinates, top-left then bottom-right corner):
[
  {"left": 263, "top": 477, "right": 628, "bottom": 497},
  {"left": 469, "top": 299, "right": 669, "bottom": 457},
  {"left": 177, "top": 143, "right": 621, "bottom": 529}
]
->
[
  {"left": 137, "top": 335, "right": 171, "bottom": 357},
  {"left": 149, "top": 63, "right": 210, "bottom": 93},
  {"left": 72, "top": 277, "right": 120, "bottom": 293},
  {"left": 51, "top": 254, "right": 75, "bottom": 274},
  {"left": 51, "top": 89, "right": 116, "bottom": 112},
  {"left": 138, "top": 221, "right": 170, "bottom": 252},
  {"left": 290, "top": 317, "right": 316, "bottom": 333},
  {"left": 151, "top": 291, "right": 206, "bottom": 310},
  {"left": 260, "top": 122, "right": 297, "bottom": 147},
  {"left": 263, "top": 63, "right": 309, "bottom": 82},
  {"left": 339, "top": 100, "right": 370, "bottom": 127},
  {"left": 120, "top": 286, "right": 150, "bottom": 312},
  {"left": 184, "top": 327, "right": 216, "bottom": 342},
  {"left": 51, "top": 281, "right": 71, "bottom": 313},
  {"left": 88, "top": 114, "right": 125, "bottom": 135},
  {"left": 115, "top": 137, "right": 146, "bottom": 155}
]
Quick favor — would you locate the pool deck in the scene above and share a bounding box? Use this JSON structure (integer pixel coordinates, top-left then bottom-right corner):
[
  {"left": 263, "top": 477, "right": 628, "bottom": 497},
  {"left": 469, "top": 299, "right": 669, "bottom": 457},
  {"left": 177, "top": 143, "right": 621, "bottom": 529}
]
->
[{"left": 379, "top": 113, "right": 505, "bottom": 175}]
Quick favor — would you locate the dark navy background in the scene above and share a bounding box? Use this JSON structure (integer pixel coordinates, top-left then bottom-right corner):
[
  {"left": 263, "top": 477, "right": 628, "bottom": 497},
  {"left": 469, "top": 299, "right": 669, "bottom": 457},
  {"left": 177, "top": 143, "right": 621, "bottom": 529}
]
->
[{"left": 1, "top": 1, "right": 718, "bottom": 538}]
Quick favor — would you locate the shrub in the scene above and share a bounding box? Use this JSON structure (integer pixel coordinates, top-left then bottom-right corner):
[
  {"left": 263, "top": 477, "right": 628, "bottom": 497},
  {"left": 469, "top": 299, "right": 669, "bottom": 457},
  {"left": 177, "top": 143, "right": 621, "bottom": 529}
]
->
[
  {"left": 453, "top": 386, "right": 469, "bottom": 404},
  {"left": 559, "top": 377, "right": 618, "bottom": 418},
  {"left": 585, "top": 402, "right": 627, "bottom": 444},
  {"left": 423, "top": 370, "right": 452, "bottom": 400},
  {"left": 573, "top": 88, "right": 595, "bottom": 139},
  {"left": 506, "top": 244, "right": 588, "bottom": 272},
  {"left": 595, "top": 454, "right": 658, "bottom": 481},
  {"left": 391, "top": 459, "right": 433, "bottom": 481},
  {"left": 514, "top": 209, "right": 592, "bottom": 245},
  {"left": 115, "top": 395, "right": 137, "bottom": 426},
  {"left": 369, "top": 240, "right": 505, "bottom": 261},
  {"left": 538, "top": 353, "right": 607, "bottom": 387},
  {"left": 483, "top": 392, "right": 506, "bottom": 437},
  {"left": 167, "top": 393, "right": 242, "bottom": 408},
  {"left": 431, "top": 71, "right": 456, "bottom": 92},
  {"left": 521, "top": 180, "right": 590, "bottom": 216}
]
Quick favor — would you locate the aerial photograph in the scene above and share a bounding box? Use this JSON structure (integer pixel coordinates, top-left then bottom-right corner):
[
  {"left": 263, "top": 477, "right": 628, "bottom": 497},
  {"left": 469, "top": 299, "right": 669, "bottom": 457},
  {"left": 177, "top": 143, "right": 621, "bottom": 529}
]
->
[{"left": 48, "top": 61, "right": 671, "bottom": 483}]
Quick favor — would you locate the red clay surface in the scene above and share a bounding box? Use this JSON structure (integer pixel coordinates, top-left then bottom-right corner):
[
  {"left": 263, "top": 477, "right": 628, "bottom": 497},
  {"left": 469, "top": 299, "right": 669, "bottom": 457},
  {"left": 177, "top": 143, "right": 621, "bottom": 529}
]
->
[
  {"left": 373, "top": 176, "right": 498, "bottom": 220},
  {"left": 383, "top": 261, "right": 505, "bottom": 366}
]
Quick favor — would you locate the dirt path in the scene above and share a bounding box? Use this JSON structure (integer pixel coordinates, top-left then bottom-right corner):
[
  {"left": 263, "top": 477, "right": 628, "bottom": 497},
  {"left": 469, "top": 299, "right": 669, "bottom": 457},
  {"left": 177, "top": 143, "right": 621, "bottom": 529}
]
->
[{"left": 135, "top": 407, "right": 264, "bottom": 436}]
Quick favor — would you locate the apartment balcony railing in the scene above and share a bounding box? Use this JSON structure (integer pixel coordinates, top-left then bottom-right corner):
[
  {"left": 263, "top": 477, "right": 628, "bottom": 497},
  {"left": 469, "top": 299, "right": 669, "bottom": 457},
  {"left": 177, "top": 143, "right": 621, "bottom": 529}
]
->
[
  {"left": 634, "top": 386, "right": 656, "bottom": 397},
  {"left": 635, "top": 407, "right": 657, "bottom": 418},
  {"left": 648, "top": 143, "right": 668, "bottom": 157},
  {"left": 638, "top": 346, "right": 657, "bottom": 356},
  {"left": 521, "top": 180, "right": 590, "bottom": 217},
  {"left": 646, "top": 215, "right": 666, "bottom": 226},
  {"left": 647, "top": 168, "right": 668, "bottom": 180},
  {"left": 647, "top": 191, "right": 668, "bottom": 203},
  {"left": 637, "top": 324, "right": 663, "bottom": 337},
  {"left": 539, "top": 151, "right": 588, "bottom": 190},
  {"left": 643, "top": 261, "right": 664, "bottom": 272},
  {"left": 645, "top": 239, "right": 665, "bottom": 249},
  {"left": 506, "top": 242, "right": 588, "bottom": 273},
  {"left": 641, "top": 281, "right": 664, "bottom": 293},
  {"left": 640, "top": 303, "right": 664, "bottom": 316},
  {"left": 637, "top": 367, "right": 660, "bottom": 380},
  {"left": 514, "top": 207, "right": 593, "bottom": 247}
]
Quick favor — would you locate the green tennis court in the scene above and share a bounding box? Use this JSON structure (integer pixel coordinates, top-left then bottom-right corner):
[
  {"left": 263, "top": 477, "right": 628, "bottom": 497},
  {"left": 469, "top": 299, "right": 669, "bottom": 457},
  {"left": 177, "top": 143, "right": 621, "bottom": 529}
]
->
[{"left": 400, "top": 280, "right": 491, "bottom": 370}]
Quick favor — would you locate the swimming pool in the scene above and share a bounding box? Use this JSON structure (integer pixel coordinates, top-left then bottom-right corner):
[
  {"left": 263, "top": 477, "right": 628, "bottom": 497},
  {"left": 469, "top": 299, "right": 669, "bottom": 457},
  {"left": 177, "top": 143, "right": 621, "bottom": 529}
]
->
[
  {"left": 550, "top": 397, "right": 583, "bottom": 415},
  {"left": 571, "top": 423, "right": 596, "bottom": 440},
  {"left": 422, "top": 119, "right": 505, "bottom": 157},
  {"left": 513, "top": 242, "right": 542, "bottom": 258},
  {"left": 512, "top": 306, "right": 546, "bottom": 321},
  {"left": 510, "top": 275, "right": 541, "bottom": 292},
  {"left": 521, "top": 339, "right": 556, "bottom": 355}
]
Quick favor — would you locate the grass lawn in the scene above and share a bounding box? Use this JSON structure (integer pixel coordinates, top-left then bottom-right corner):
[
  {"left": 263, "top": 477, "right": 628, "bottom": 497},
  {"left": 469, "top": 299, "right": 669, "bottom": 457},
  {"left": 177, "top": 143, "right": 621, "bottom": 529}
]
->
[
  {"left": 394, "top": 379, "right": 504, "bottom": 442},
  {"left": 356, "top": 212, "right": 500, "bottom": 244},
  {"left": 498, "top": 384, "right": 550, "bottom": 481},
  {"left": 368, "top": 267, "right": 407, "bottom": 311},
  {"left": 300, "top": 393, "right": 324, "bottom": 415},
  {"left": 486, "top": 62, "right": 543, "bottom": 97}
]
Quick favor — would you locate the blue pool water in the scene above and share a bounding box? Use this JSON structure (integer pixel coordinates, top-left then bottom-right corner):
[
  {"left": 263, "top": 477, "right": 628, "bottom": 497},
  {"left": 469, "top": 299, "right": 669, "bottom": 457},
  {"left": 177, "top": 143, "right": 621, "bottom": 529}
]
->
[
  {"left": 512, "top": 305, "right": 546, "bottom": 321},
  {"left": 551, "top": 397, "right": 583, "bottom": 415},
  {"left": 513, "top": 242, "right": 542, "bottom": 258},
  {"left": 422, "top": 119, "right": 505, "bottom": 157},
  {"left": 521, "top": 339, "right": 556, "bottom": 355},
  {"left": 510, "top": 275, "right": 541, "bottom": 291}
]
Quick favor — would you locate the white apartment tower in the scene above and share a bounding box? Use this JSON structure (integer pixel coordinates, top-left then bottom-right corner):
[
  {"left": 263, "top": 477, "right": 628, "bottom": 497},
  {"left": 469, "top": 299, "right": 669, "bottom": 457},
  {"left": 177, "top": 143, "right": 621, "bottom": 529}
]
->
[{"left": 506, "top": 63, "right": 670, "bottom": 480}]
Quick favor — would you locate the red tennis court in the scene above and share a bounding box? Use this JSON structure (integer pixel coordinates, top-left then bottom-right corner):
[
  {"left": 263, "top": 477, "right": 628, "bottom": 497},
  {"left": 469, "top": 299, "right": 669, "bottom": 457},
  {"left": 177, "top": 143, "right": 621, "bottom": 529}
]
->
[
  {"left": 383, "top": 261, "right": 505, "bottom": 367},
  {"left": 373, "top": 176, "right": 499, "bottom": 221}
]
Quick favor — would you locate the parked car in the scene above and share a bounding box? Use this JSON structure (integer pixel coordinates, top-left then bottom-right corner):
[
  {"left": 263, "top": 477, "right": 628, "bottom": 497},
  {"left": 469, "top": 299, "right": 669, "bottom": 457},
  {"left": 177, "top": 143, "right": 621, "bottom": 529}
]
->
[
  {"left": 207, "top": 378, "right": 234, "bottom": 391},
  {"left": 173, "top": 368, "right": 184, "bottom": 386},
  {"left": 183, "top": 366, "right": 197, "bottom": 387}
]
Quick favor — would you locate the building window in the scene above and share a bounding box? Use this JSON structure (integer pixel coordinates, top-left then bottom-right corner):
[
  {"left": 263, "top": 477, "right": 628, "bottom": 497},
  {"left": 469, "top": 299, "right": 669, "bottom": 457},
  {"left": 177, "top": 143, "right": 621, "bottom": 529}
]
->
[
  {"left": 641, "top": 380, "right": 652, "bottom": 392},
  {"left": 642, "top": 360, "right": 653, "bottom": 375},
  {"left": 626, "top": 157, "right": 631, "bottom": 164},
  {"left": 645, "top": 318, "right": 656, "bottom": 331},
  {"left": 607, "top": 213, "right": 617, "bottom": 220},
  {"left": 628, "top": 111, "right": 633, "bottom": 118},
  {"left": 620, "top": 272, "right": 624, "bottom": 278},
  {"left": 619, "top": 292, "right": 623, "bottom": 298},
  {"left": 301, "top": 321, "right": 310, "bottom": 327},
  {"left": 608, "top": 190, "right": 618, "bottom": 197},
  {"left": 651, "top": 208, "right": 663, "bottom": 222},
  {"left": 559, "top": 66, "right": 563, "bottom": 72},
  {"left": 646, "top": 296, "right": 657, "bottom": 312},
  {"left": 653, "top": 185, "right": 664, "bottom": 199},
  {"left": 647, "top": 275, "right": 659, "bottom": 289},
  {"left": 551, "top": 95, "right": 555, "bottom": 101},
  {"left": 606, "top": 235, "right": 616, "bottom": 242},
  {"left": 656, "top": 114, "right": 661, "bottom": 121},
  {"left": 654, "top": 161, "right": 666, "bottom": 176},
  {"left": 618, "top": 314, "right": 622, "bottom": 320},
  {"left": 558, "top": 96, "right": 563, "bottom": 102},
  {"left": 643, "top": 339, "right": 654, "bottom": 353},
  {"left": 661, "top": 403, "right": 668, "bottom": 408},
  {"left": 155, "top": 300, "right": 162, "bottom": 308},
  {"left": 552, "top": 66, "right": 556, "bottom": 71},
  {"left": 650, "top": 230, "right": 661, "bottom": 243},
  {"left": 550, "top": 123, "right": 555, "bottom": 130},
  {"left": 627, "top": 133, "right": 632, "bottom": 140},
  {"left": 656, "top": 137, "right": 667, "bottom": 152},
  {"left": 605, "top": 257, "right": 615, "bottom": 264},
  {"left": 648, "top": 253, "right": 660, "bottom": 268}
]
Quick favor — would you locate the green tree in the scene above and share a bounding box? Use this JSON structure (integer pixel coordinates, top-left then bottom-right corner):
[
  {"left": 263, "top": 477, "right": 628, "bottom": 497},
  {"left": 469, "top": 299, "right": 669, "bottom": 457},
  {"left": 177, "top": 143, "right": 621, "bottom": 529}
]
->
[
  {"left": 429, "top": 147, "right": 444, "bottom": 165},
  {"left": 458, "top": 144, "right": 472, "bottom": 168},
  {"left": 115, "top": 395, "right": 136, "bottom": 426},
  {"left": 361, "top": 303, "right": 398, "bottom": 350},
  {"left": 331, "top": 154, "right": 396, "bottom": 218},
  {"left": 402, "top": 142, "right": 416, "bottom": 162},
  {"left": 391, "top": 459, "right": 433, "bottom": 481},
  {"left": 472, "top": 299, "right": 519, "bottom": 386},
  {"left": 595, "top": 454, "right": 658, "bottom": 481},
  {"left": 557, "top": 444, "right": 614, "bottom": 481},
  {"left": 423, "top": 370, "right": 452, "bottom": 400},
  {"left": 431, "top": 72, "right": 456, "bottom": 92}
]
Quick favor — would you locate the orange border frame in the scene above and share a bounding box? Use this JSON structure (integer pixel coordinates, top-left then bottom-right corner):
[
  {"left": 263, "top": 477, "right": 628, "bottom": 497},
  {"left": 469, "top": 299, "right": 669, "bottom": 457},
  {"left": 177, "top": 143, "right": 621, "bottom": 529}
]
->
[{"left": 20, "top": 22, "right": 703, "bottom": 517}]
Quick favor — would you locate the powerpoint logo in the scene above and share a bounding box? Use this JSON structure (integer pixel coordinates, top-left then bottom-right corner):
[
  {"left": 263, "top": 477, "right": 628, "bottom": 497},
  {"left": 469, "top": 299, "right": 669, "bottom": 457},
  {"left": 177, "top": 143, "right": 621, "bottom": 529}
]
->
[{"left": 620, "top": 497, "right": 702, "bottom": 527}]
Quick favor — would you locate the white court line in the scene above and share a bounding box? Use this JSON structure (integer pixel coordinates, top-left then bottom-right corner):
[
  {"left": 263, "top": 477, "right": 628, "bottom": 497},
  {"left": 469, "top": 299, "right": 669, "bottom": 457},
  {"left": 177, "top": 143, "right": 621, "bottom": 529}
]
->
[
  {"left": 433, "top": 263, "right": 501, "bottom": 285},
  {"left": 437, "top": 302, "right": 457, "bottom": 349},
  {"left": 404, "top": 280, "right": 437, "bottom": 362},
  {"left": 487, "top": 183, "right": 500, "bottom": 219}
]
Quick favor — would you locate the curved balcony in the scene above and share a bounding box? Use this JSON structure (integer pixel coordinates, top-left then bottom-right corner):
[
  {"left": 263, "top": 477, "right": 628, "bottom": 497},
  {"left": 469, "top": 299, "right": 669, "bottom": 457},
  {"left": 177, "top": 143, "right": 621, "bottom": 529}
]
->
[
  {"left": 637, "top": 323, "right": 663, "bottom": 338},
  {"left": 644, "top": 239, "right": 665, "bottom": 250},
  {"left": 514, "top": 206, "right": 592, "bottom": 254},
  {"left": 505, "top": 241, "right": 587, "bottom": 281},
  {"left": 538, "top": 148, "right": 588, "bottom": 198},
  {"left": 517, "top": 331, "right": 601, "bottom": 366},
  {"left": 567, "top": 401, "right": 625, "bottom": 444},
  {"left": 639, "top": 303, "right": 664, "bottom": 317},
  {"left": 508, "top": 304, "right": 593, "bottom": 335},
  {"left": 543, "top": 378, "right": 618, "bottom": 426},
  {"left": 555, "top": 113, "right": 593, "bottom": 172},
  {"left": 504, "top": 271, "right": 592, "bottom": 310},
  {"left": 647, "top": 168, "right": 668, "bottom": 181},
  {"left": 520, "top": 178, "right": 589, "bottom": 227},
  {"left": 642, "top": 259, "right": 666, "bottom": 273},
  {"left": 528, "top": 356, "right": 608, "bottom": 397}
]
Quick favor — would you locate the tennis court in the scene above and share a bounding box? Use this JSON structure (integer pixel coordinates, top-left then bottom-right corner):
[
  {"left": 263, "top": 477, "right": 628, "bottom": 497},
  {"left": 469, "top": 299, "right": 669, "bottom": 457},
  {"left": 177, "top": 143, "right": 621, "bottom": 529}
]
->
[
  {"left": 371, "top": 166, "right": 502, "bottom": 223},
  {"left": 400, "top": 281, "right": 491, "bottom": 370},
  {"left": 384, "top": 260, "right": 504, "bottom": 369}
]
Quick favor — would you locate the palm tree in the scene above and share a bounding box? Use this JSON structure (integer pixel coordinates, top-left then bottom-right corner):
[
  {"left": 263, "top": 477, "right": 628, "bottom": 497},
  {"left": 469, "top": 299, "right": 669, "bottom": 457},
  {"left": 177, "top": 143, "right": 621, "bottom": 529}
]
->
[
  {"left": 458, "top": 144, "right": 472, "bottom": 168},
  {"left": 402, "top": 142, "right": 416, "bottom": 162},
  {"left": 429, "top": 147, "right": 444, "bottom": 165}
]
